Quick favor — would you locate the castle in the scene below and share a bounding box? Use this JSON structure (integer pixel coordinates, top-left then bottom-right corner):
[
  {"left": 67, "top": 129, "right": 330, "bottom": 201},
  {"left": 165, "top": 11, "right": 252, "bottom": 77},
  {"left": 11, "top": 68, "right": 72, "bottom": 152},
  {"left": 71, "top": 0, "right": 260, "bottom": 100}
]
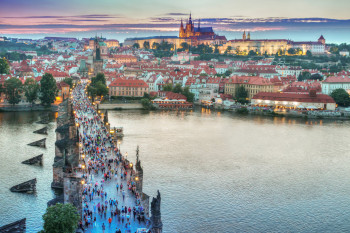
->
[
  {"left": 179, "top": 13, "right": 215, "bottom": 38},
  {"left": 221, "top": 31, "right": 326, "bottom": 55}
]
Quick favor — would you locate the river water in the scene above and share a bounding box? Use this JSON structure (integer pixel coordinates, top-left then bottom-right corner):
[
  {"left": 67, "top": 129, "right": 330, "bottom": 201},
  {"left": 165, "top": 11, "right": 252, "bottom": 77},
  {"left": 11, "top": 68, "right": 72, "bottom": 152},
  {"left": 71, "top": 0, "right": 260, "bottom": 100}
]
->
[{"left": 1, "top": 109, "right": 350, "bottom": 232}]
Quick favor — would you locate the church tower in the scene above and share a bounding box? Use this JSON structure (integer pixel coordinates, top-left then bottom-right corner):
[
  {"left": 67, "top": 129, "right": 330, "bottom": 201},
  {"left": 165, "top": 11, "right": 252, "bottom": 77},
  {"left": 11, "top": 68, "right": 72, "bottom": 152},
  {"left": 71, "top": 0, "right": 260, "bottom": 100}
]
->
[
  {"left": 243, "top": 31, "right": 246, "bottom": 40},
  {"left": 185, "top": 13, "right": 194, "bottom": 37},
  {"left": 318, "top": 35, "right": 325, "bottom": 44},
  {"left": 93, "top": 36, "right": 103, "bottom": 76},
  {"left": 179, "top": 19, "right": 185, "bottom": 38},
  {"left": 247, "top": 32, "right": 251, "bottom": 40}
]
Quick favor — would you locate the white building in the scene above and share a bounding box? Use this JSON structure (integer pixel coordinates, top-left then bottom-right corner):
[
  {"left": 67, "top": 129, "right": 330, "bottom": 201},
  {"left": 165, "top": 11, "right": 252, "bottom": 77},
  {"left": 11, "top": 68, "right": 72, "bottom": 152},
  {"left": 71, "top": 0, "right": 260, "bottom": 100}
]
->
[
  {"left": 321, "top": 76, "right": 350, "bottom": 95},
  {"left": 340, "top": 50, "right": 349, "bottom": 57}
]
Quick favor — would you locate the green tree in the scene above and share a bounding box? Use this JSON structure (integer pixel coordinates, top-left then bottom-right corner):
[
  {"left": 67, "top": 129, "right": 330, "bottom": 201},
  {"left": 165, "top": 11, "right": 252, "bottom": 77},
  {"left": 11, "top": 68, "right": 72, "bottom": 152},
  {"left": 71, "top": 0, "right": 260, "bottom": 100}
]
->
[
  {"left": 91, "top": 73, "right": 106, "bottom": 86},
  {"left": 95, "top": 81, "right": 109, "bottom": 97},
  {"left": 40, "top": 73, "right": 58, "bottom": 106},
  {"left": 306, "top": 50, "right": 312, "bottom": 58},
  {"left": 87, "top": 85, "right": 97, "bottom": 100},
  {"left": 141, "top": 98, "right": 155, "bottom": 110},
  {"left": 224, "top": 70, "right": 232, "bottom": 77},
  {"left": 329, "top": 46, "right": 339, "bottom": 54},
  {"left": 180, "top": 42, "right": 190, "bottom": 51},
  {"left": 143, "top": 41, "right": 150, "bottom": 50},
  {"left": 0, "top": 58, "right": 10, "bottom": 74},
  {"left": 133, "top": 43, "right": 140, "bottom": 49},
  {"left": 235, "top": 85, "right": 248, "bottom": 104},
  {"left": 163, "top": 83, "right": 173, "bottom": 91},
  {"left": 297, "top": 71, "right": 311, "bottom": 81},
  {"left": 214, "top": 45, "right": 219, "bottom": 54},
  {"left": 224, "top": 46, "right": 232, "bottom": 55},
  {"left": 152, "top": 42, "right": 160, "bottom": 50},
  {"left": 173, "top": 83, "right": 183, "bottom": 93},
  {"left": 330, "top": 88, "right": 350, "bottom": 107},
  {"left": 235, "top": 47, "right": 241, "bottom": 55},
  {"left": 24, "top": 78, "right": 39, "bottom": 105},
  {"left": 88, "top": 73, "right": 108, "bottom": 99},
  {"left": 183, "top": 86, "right": 194, "bottom": 103},
  {"left": 248, "top": 50, "right": 257, "bottom": 56},
  {"left": 288, "top": 48, "right": 296, "bottom": 55},
  {"left": 62, "top": 77, "right": 73, "bottom": 88},
  {"left": 4, "top": 77, "right": 22, "bottom": 105},
  {"left": 143, "top": 92, "right": 151, "bottom": 99},
  {"left": 41, "top": 203, "right": 79, "bottom": 233}
]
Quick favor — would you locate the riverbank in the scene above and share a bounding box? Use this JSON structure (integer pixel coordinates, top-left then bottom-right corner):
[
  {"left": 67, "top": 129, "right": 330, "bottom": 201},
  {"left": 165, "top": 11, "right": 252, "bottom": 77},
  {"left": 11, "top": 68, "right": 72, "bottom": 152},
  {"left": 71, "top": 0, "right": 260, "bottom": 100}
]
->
[{"left": 0, "top": 104, "right": 58, "bottom": 112}]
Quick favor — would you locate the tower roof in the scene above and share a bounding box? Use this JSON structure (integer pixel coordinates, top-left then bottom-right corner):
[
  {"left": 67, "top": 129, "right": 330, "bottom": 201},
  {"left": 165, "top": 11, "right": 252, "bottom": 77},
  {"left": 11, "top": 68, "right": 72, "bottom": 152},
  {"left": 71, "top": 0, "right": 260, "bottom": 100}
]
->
[{"left": 319, "top": 35, "right": 325, "bottom": 40}]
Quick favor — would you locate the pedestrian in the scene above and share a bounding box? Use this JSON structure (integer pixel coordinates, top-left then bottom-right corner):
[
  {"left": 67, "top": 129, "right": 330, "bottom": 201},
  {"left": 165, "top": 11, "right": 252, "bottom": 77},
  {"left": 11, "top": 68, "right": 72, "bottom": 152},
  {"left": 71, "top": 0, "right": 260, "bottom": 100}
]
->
[
  {"left": 108, "top": 217, "right": 112, "bottom": 227},
  {"left": 102, "top": 223, "right": 106, "bottom": 233}
]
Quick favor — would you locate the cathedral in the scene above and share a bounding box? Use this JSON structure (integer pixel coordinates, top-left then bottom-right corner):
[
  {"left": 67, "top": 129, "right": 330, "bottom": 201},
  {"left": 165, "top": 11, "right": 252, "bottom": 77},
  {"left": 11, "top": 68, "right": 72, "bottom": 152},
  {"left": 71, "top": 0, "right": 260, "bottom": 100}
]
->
[{"left": 179, "top": 13, "right": 215, "bottom": 38}]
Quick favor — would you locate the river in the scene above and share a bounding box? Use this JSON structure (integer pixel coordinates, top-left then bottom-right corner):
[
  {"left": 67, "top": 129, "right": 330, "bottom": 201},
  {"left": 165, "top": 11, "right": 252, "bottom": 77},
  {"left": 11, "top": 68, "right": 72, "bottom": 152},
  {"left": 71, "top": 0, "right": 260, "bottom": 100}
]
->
[{"left": 1, "top": 109, "right": 350, "bottom": 232}]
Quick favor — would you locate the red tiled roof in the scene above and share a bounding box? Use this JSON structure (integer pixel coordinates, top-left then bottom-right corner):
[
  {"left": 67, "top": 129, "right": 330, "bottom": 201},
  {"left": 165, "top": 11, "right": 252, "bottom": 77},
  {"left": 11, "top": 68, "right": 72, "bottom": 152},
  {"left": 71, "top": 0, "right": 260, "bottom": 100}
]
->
[
  {"left": 227, "top": 76, "right": 274, "bottom": 85},
  {"left": 252, "top": 92, "right": 335, "bottom": 103},
  {"left": 109, "top": 78, "right": 148, "bottom": 88},
  {"left": 323, "top": 76, "right": 350, "bottom": 83}
]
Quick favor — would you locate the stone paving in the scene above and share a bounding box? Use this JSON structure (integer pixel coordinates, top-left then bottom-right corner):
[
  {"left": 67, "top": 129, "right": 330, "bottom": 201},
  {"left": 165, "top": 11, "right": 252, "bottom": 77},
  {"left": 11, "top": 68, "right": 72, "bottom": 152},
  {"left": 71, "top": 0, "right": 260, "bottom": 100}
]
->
[{"left": 73, "top": 84, "right": 148, "bottom": 233}]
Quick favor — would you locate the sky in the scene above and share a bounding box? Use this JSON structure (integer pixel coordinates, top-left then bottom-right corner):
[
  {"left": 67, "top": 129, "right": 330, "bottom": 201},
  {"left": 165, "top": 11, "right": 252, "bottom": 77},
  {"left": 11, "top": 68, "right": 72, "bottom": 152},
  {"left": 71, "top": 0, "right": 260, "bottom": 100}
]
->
[{"left": 0, "top": 0, "right": 350, "bottom": 43}]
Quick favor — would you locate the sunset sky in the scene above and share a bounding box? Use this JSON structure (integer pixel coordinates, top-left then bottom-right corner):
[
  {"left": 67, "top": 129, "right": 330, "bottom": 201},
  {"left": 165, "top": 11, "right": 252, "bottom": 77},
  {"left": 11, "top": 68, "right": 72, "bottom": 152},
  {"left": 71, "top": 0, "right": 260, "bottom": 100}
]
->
[{"left": 1, "top": 0, "right": 350, "bottom": 43}]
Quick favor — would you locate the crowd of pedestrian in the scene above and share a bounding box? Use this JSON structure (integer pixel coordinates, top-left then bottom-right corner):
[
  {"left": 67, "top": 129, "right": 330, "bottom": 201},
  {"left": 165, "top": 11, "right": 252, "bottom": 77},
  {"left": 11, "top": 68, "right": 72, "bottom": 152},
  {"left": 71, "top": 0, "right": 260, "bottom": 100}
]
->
[{"left": 72, "top": 83, "right": 148, "bottom": 233}]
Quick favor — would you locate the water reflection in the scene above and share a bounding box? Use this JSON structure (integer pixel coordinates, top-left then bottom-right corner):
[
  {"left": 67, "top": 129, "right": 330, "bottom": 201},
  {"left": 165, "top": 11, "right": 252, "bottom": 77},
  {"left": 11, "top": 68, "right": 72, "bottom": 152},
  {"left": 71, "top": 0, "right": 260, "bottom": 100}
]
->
[
  {"left": 108, "top": 109, "right": 350, "bottom": 233},
  {"left": 0, "top": 111, "right": 56, "bottom": 232}
]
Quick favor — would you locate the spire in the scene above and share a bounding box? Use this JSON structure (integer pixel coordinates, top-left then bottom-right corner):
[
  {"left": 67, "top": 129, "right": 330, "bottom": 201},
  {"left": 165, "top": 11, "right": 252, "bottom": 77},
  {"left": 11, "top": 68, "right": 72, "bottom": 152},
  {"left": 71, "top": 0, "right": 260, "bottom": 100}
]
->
[
  {"left": 180, "top": 18, "right": 183, "bottom": 28},
  {"left": 189, "top": 12, "right": 192, "bottom": 24},
  {"left": 243, "top": 31, "right": 246, "bottom": 40},
  {"left": 198, "top": 19, "right": 200, "bottom": 29}
]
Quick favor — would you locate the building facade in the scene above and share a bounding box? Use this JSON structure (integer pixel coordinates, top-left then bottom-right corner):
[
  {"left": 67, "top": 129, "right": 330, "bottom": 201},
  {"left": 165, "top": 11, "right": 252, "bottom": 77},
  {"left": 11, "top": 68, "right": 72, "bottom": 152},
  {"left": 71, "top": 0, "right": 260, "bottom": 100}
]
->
[
  {"left": 321, "top": 76, "right": 350, "bottom": 95},
  {"left": 179, "top": 13, "right": 215, "bottom": 38},
  {"left": 109, "top": 79, "right": 149, "bottom": 97},
  {"left": 221, "top": 33, "right": 326, "bottom": 55},
  {"left": 251, "top": 91, "right": 336, "bottom": 110},
  {"left": 224, "top": 76, "right": 279, "bottom": 99}
]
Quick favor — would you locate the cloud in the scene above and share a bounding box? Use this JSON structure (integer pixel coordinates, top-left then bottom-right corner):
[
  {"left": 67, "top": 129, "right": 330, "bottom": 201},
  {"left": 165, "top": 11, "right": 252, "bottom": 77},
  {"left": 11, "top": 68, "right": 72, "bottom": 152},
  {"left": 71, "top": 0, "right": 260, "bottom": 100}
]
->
[
  {"left": 150, "top": 17, "right": 178, "bottom": 22},
  {"left": 57, "top": 19, "right": 109, "bottom": 22},
  {"left": 164, "top": 13, "right": 188, "bottom": 16},
  {"left": 73, "top": 14, "right": 121, "bottom": 19},
  {"left": 0, "top": 14, "right": 121, "bottom": 19},
  {"left": 1, "top": 17, "right": 350, "bottom": 35}
]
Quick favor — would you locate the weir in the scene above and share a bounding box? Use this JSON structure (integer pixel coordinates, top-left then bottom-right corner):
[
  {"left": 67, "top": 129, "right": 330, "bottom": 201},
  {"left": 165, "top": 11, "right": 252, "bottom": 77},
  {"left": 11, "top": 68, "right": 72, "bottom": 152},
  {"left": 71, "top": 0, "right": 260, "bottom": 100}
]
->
[
  {"left": 27, "top": 138, "right": 46, "bottom": 148},
  {"left": 0, "top": 218, "right": 26, "bottom": 233},
  {"left": 10, "top": 179, "right": 36, "bottom": 193},
  {"left": 33, "top": 127, "right": 48, "bottom": 135},
  {"left": 22, "top": 154, "right": 43, "bottom": 166}
]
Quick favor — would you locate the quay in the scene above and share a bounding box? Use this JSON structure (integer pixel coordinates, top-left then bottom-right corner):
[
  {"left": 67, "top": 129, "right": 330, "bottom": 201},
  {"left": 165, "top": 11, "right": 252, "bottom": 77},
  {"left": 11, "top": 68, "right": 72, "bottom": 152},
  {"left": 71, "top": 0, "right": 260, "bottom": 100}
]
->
[{"left": 48, "top": 81, "right": 162, "bottom": 233}]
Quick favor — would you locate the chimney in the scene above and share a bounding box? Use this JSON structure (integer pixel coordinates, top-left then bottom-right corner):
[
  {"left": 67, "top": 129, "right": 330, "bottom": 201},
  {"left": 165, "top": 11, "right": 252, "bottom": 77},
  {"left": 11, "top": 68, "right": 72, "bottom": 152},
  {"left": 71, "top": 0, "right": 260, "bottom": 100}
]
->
[{"left": 309, "top": 89, "right": 317, "bottom": 97}]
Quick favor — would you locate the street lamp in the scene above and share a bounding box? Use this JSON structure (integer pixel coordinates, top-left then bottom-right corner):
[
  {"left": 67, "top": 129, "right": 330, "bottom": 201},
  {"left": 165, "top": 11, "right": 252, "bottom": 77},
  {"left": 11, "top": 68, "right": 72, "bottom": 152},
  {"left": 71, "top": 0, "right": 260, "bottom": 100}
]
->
[
  {"left": 125, "top": 152, "right": 128, "bottom": 160},
  {"left": 118, "top": 141, "right": 121, "bottom": 151}
]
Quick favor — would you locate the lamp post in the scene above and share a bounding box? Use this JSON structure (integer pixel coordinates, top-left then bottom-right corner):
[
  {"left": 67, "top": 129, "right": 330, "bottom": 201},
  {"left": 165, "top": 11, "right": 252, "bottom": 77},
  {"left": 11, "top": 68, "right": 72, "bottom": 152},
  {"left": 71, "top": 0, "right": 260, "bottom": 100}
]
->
[
  {"left": 118, "top": 141, "right": 121, "bottom": 151},
  {"left": 125, "top": 152, "right": 128, "bottom": 161}
]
